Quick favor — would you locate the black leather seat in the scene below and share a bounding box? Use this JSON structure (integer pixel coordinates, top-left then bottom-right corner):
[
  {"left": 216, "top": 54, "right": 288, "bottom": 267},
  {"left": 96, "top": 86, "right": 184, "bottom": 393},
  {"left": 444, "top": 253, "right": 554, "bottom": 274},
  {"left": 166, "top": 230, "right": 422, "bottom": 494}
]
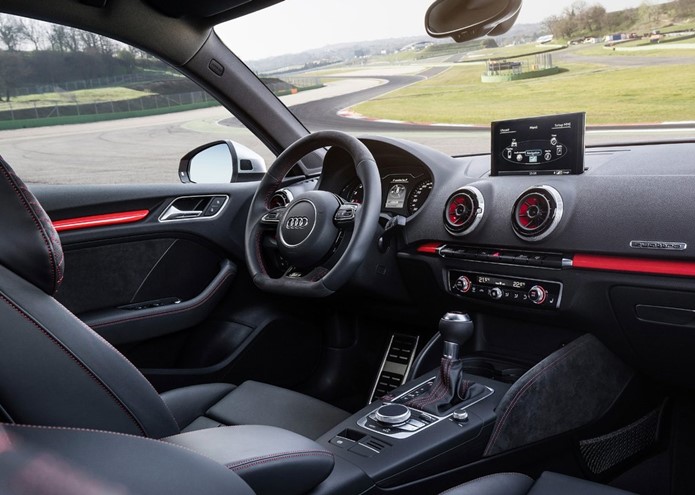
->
[
  {"left": 0, "top": 155, "right": 348, "bottom": 440},
  {"left": 0, "top": 423, "right": 256, "bottom": 495},
  {"left": 442, "top": 472, "right": 637, "bottom": 495}
]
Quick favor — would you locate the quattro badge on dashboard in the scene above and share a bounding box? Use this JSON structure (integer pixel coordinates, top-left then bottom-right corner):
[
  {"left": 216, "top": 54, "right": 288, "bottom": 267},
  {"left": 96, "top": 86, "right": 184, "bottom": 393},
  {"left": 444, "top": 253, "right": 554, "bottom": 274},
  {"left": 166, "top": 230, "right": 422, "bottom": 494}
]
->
[{"left": 630, "top": 240, "right": 687, "bottom": 251}]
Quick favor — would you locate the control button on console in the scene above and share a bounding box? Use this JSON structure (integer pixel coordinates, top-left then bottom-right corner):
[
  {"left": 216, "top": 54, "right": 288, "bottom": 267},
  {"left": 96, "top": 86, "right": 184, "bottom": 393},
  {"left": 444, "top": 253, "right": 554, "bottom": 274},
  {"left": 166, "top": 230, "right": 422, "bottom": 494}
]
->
[
  {"left": 329, "top": 436, "right": 356, "bottom": 449},
  {"left": 453, "top": 275, "right": 471, "bottom": 294},
  {"left": 489, "top": 287, "right": 503, "bottom": 300},
  {"left": 528, "top": 254, "right": 545, "bottom": 266},
  {"left": 399, "top": 423, "right": 419, "bottom": 432},
  {"left": 407, "top": 419, "right": 426, "bottom": 428},
  {"left": 374, "top": 404, "right": 411, "bottom": 425},
  {"left": 452, "top": 409, "right": 469, "bottom": 422},
  {"left": 528, "top": 285, "right": 547, "bottom": 305}
]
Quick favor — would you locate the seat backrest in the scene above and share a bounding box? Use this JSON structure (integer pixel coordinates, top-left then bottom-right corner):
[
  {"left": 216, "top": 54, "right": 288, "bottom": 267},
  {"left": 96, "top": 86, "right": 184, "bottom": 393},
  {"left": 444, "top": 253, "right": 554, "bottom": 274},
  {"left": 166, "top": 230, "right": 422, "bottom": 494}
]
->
[{"left": 0, "top": 156, "right": 179, "bottom": 438}]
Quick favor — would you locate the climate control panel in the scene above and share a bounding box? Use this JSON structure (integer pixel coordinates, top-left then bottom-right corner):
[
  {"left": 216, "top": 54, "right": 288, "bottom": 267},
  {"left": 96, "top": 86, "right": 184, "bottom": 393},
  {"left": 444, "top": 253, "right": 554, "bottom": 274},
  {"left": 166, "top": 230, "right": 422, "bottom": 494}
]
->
[{"left": 448, "top": 270, "right": 562, "bottom": 309}]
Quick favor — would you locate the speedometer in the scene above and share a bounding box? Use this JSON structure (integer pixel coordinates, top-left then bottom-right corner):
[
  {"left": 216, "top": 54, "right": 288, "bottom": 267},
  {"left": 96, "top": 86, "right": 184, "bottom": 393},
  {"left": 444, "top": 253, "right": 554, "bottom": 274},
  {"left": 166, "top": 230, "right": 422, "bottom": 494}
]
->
[{"left": 408, "top": 179, "right": 433, "bottom": 215}]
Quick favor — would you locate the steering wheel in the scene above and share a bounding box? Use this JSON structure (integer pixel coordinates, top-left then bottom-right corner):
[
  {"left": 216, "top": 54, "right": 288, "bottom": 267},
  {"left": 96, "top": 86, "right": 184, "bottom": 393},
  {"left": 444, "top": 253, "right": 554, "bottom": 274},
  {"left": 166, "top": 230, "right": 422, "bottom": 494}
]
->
[{"left": 245, "top": 131, "right": 381, "bottom": 297}]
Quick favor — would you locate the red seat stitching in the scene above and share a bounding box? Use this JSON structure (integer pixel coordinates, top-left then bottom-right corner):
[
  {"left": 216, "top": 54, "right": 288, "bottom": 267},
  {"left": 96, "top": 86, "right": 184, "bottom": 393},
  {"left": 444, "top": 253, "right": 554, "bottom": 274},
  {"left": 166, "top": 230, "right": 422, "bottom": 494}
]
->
[
  {"left": 0, "top": 164, "right": 59, "bottom": 293},
  {"left": 0, "top": 294, "right": 146, "bottom": 437},
  {"left": 484, "top": 339, "right": 590, "bottom": 455},
  {"left": 226, "top": 450, "right": 334, "bottom": 471}
]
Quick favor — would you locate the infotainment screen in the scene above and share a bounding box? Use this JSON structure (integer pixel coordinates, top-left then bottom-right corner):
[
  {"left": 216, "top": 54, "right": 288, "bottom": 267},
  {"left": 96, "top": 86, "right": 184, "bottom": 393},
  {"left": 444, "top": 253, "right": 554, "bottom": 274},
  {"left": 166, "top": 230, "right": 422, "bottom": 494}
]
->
[{"left": 490, "top": 112, "right": 585, "bottom": 176}]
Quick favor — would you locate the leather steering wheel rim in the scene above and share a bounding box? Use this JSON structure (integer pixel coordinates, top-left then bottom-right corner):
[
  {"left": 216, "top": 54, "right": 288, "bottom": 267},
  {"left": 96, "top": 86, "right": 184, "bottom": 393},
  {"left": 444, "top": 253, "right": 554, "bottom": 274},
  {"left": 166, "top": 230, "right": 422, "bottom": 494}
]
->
[{"left": 244, "top": 130, "right": 381, "bottom": 297}]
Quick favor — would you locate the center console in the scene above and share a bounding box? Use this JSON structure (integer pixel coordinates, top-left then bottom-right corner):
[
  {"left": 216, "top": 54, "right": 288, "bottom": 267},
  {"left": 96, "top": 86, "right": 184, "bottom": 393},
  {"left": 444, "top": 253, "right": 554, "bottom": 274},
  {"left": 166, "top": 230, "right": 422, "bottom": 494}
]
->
[
  {"left": 315, "top": 368, "right": 508, "bottom": 493},
  {"left": 357, "top": 378, "right": 494, "bottom": 440},
  {"left": 308, "top": 312, "right": 635, "bottom": 495},
  {"left": 311, "top": 312, "right": 512, "bottom": 494}
]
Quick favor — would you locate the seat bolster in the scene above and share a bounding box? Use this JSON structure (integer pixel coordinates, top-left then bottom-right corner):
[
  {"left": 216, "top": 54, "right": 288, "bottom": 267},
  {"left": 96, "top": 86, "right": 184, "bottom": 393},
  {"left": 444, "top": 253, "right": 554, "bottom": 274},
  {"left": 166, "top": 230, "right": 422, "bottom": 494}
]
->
[
  {"left": 441, "top": 472, "right": 534, "bottom": 495},
  {"left": 160, "top": 383, "right": 236, "bottom": 430},
  {"left": 4, "top": 424, "right": 254, "bottom": 495},
  {"left": 529, "top": 472, "right": 637, "bottom": 495},
  {"left": 165, "top": 425, "right": 334, "bottom": 495},
  {"left": 206, "top": 380, "right": 350, "bottom": 439}
]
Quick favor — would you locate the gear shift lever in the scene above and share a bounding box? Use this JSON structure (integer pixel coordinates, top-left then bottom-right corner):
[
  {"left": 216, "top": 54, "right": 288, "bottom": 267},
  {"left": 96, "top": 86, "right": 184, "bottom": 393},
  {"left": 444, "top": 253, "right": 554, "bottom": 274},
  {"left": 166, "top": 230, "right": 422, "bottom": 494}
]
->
[
  {"left": 404, "top": 311, "right": 484, "bottom": 415},
  {"left": 440, "top": 311, "right": 474, "bottom": 359}
]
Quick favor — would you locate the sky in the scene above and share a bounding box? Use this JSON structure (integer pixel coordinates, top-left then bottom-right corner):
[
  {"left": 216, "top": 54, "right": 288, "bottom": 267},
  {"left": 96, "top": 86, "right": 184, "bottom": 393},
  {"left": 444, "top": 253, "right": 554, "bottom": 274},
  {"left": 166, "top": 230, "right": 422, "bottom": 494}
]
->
[{"left": 216, "top": 0, "right": 667, "bottom": 61}]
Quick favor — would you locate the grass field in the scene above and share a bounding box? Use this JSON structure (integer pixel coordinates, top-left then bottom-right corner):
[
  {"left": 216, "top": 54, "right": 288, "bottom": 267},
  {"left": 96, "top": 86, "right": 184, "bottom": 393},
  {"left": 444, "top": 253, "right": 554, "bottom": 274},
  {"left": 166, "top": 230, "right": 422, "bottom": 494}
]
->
[
  {"left": 0, "top": 87, "right": 149, "bottom": 111},
  {"left": 352, "top": 62, "right": 695, "bottom": 125}
]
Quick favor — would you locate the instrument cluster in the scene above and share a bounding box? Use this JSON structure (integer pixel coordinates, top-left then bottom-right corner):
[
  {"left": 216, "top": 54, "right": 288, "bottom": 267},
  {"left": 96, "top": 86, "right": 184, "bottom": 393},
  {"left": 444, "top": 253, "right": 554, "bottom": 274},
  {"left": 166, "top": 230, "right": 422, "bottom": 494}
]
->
[{"left": 341, "top": 172, "right": 433, "bottom": 217}]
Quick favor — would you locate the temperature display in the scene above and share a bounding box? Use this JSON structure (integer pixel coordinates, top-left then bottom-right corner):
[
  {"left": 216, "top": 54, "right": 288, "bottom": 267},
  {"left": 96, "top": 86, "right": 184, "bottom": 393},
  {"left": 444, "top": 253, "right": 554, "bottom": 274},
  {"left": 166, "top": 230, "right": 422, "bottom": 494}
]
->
[{"left": 476, "top": 275, "right": 527, "bottom": 290}]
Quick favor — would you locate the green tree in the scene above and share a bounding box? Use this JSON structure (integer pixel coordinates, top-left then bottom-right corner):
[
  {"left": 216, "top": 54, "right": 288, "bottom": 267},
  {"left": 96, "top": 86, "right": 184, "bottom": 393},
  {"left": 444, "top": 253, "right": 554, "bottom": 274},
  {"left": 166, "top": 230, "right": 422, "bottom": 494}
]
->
[
  {"left": 639, "top": 1, "right": 660, "bottom": 25},
  {"left": 0, "top": 52, "right": 30, "bottom": 101},
  {"left": 582, "top": 5, "right": 607, "bottom": 32}
]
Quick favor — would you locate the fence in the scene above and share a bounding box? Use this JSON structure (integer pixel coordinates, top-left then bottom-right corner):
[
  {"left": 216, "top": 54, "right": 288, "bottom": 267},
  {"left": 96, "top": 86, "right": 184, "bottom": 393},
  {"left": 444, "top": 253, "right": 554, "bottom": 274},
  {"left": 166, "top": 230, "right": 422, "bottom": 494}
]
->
[
  {"left": 278, "top": 76, "right": 322, "bottom": 89},
  {"left": 0, "top": 76, "right": 323, "bottom": 128},
  {"left": 0, "top": 91, "right": 217, "bottom": 123},
  {"left": 13, "top": 72, "right": 179, "bottom": 97},
  {"left": 485, "top": 54, "right": 555, "bottom": 76},
  {"left": 482, "top": 53, "right": 560, "bottom": 82}
]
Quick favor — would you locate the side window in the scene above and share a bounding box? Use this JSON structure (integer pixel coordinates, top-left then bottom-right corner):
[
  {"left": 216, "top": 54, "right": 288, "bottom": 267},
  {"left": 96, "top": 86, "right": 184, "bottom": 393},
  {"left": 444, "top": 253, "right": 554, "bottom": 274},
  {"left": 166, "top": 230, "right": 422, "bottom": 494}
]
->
[{"left": 0, "top": 14, "right": 273, "bottom": 184}]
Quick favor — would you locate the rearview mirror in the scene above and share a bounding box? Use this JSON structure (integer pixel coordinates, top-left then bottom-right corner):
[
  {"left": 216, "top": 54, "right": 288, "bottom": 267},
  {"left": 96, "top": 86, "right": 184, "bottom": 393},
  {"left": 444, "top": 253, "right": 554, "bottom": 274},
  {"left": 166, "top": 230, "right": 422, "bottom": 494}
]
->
[
  {"left": 425, "top": 0, "right": 522, "bottom": 43},
  {"left": 179, "top": 140, "right": 266, "bottom": 183}
]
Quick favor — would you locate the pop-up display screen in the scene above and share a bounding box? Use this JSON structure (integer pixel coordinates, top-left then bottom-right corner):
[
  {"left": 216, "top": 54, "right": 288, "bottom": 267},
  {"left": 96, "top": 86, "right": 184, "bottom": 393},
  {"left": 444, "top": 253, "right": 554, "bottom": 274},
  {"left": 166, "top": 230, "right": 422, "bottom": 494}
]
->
[{"left": 491, "top": 112, "right": 585, "bottom": 176}]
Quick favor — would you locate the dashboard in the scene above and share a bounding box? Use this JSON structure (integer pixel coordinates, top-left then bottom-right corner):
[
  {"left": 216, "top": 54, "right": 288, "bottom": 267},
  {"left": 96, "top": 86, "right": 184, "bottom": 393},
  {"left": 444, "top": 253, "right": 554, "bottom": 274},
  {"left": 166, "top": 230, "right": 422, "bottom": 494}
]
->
[{"left": 272, "top": 132, "right": 695, "bottom": 392}]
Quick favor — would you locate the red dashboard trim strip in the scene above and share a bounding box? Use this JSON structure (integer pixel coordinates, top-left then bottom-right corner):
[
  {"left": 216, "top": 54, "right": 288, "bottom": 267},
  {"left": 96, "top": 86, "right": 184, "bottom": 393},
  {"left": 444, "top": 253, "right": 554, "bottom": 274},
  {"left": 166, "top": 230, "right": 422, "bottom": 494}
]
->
[
  {"left": 573, "top": 253, "right": 695, "bottom": 277},
  {"left": 417, "top": 242, "right": 443, "bottom": 254},
  {"left": 53, "top": 210, "right": 150, "bottom": 232}
]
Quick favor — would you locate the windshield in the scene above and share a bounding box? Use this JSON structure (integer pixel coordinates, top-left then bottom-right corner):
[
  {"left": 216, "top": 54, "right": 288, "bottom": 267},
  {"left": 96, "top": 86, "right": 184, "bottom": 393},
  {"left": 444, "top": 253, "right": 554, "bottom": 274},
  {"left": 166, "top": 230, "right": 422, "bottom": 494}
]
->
[{"left": 216, "top": 0, "right": 695, "bottom": 156}]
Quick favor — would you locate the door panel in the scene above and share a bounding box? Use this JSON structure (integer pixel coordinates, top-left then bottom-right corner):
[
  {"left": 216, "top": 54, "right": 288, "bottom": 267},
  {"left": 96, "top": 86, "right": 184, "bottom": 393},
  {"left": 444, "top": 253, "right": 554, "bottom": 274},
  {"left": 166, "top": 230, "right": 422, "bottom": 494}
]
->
[
  {"left": 33, "top": 182, "right": 256, "bottom": 345},
  {"left": 30, "top": 181, "right": 326, "bottom": 395}
]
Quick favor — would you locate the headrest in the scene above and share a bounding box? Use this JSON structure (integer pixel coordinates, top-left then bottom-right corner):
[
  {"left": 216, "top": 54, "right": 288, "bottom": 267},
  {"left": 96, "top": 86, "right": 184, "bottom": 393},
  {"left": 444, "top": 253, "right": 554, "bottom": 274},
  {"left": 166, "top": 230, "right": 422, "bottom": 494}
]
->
[{"left": 0, "top": 156, "right": 64, "bottom": 295}]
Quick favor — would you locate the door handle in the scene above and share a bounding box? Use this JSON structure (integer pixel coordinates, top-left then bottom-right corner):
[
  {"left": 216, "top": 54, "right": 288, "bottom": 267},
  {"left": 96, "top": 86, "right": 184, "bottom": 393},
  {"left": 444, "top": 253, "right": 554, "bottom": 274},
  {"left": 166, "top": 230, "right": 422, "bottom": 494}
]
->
[{"left": 160, "top": 205, "right": 203, "bottom": 221}]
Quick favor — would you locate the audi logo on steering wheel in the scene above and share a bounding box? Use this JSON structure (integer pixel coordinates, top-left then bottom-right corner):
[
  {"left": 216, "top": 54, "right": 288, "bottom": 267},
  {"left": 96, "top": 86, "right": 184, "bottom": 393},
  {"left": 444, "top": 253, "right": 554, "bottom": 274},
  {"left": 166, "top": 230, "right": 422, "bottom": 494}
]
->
[{"left": 285, "top": 216, "right": 310, "bottom": 230}]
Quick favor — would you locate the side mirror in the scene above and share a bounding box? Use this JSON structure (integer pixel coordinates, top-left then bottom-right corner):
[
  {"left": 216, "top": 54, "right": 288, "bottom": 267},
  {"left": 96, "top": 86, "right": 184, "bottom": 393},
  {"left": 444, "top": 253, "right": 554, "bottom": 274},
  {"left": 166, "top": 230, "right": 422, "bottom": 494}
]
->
[
  {"left": 179, "top": 140, "right": 267, "bottom": 184},
  {"left": 425, "top": 0, "right": 522, "bottom": 43}
]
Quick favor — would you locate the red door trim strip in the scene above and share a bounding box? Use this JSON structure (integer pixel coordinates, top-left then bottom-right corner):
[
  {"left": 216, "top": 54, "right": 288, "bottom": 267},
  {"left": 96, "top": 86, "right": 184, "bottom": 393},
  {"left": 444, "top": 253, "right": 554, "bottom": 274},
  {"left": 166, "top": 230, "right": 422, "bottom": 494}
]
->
[
  {"left": 53, "top": 210, "right": 149, "bottom": 232},
  {"left": 573, "top": 253, "right": 695, "bottom": 277}
]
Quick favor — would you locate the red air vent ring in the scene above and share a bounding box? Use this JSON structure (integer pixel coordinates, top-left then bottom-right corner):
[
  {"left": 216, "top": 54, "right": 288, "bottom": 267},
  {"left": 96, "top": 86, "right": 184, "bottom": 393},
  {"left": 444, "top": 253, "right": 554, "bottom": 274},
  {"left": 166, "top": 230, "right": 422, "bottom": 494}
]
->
[
  {"left": 512, "top": 185, "right": 563, "bottom": 242},
  {"left": 443, "top": 186, "right": 485, "bottom": 236}
]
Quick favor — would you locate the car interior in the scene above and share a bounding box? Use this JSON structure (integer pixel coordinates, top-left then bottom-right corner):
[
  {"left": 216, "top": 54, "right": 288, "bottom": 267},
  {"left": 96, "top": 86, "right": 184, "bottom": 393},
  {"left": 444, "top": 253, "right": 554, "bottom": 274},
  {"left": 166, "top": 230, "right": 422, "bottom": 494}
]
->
[{"left": 0, "top": 0, "right": 694, "bottom": 494}]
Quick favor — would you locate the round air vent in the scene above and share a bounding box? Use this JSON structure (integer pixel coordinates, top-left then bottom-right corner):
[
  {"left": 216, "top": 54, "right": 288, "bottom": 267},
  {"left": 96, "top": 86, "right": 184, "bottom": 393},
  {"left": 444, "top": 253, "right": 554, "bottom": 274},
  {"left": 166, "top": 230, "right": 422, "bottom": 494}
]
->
[
  {"left": 268, "top": 188, "right": 294, "bottom": 209},
  {"left": 444, "top": 186, "right": 485, "bottom": 235},
  {"left": 512, "top": 185, "right": 563, "bottom": 241}
]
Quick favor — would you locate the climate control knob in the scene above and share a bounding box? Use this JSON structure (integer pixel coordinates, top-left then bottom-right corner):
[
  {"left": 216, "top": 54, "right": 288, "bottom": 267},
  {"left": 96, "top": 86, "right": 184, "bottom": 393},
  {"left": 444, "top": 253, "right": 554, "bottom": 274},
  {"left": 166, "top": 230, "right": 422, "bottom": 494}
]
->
[
  {"left": 489, "top": 287, "right": 503, "bottom": 300},
  {"left": 528, "top": 285, "right": 547, "bottom": 305},
  {"left": 453, "top": 276, "right": 471, "bottom": 294}
]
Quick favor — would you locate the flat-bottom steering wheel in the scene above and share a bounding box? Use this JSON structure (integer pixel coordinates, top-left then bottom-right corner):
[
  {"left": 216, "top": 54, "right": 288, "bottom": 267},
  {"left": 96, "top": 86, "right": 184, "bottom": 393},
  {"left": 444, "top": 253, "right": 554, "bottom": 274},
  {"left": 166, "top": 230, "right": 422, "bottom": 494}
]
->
[{"left": 245, "top": 131, "right": 381, "bottom": 297}]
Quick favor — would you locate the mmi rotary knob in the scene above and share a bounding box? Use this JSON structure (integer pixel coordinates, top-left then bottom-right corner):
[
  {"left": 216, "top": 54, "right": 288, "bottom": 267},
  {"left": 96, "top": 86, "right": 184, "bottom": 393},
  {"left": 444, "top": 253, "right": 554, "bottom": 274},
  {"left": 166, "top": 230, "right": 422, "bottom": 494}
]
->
[{"left": 374, "top": 404, "right": 411, "bottom": 425}]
